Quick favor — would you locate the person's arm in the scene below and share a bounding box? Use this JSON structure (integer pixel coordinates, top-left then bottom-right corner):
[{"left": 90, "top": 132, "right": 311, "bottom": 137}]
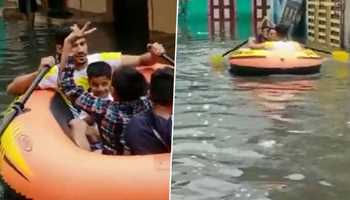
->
[
  {"left": 61, "top": 60, "right": 110, "bottom": 115},
  {"left": 60, "top": 23, "right": 107, "bottom": 116},
  {"left": 60, "top": 22, "right": 96, "bottom": 71},
  {"left": 7, "top": 71, "right": 38, "bottom": 96},
  {"left": 6, "top": 56, "right": 56, "bottom": 96},
  {"left": 247, "top": 37, "right": 266, "bottom": 49},
  {"left": 120, "top": 42, "right": 165, "bottom": 67}
]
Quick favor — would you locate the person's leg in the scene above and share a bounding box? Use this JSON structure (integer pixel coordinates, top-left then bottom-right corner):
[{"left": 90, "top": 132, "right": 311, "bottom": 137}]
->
[
  {"left": 68, "top": 119, "right": 91, "bottom": 151},
  {"left": 85, "top": 126, "right": 104, "bottom": 153},
  {"left": 85, "top": 125, "right": 100, "bottom": 143}
]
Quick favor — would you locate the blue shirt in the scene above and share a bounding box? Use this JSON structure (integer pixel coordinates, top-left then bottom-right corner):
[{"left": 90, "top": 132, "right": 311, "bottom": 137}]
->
[{"left": 125, "top": 111, "right": 172, "bottom": 155}]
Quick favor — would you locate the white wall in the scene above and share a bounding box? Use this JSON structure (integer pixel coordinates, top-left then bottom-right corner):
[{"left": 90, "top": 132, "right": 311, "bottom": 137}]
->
[{"left": 345, "top": 1, "right": 350, "bottom": 50}]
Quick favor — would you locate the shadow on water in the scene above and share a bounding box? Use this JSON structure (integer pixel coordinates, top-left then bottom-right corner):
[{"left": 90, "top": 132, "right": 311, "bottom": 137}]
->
[{"left": 173, "top": 25, "right": 350, "bottom": 199}]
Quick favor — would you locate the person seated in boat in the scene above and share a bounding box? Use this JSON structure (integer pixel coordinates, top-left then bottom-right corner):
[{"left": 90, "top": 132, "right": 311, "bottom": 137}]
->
[
  {"left": 248, "top": 17, "right": 275, "bottom": 45},
  {"left": 249, "top": 23, "right": 302, "bottom": 51},
  {"left": 247, "top": 27, "right": 276, "bottom": 48},
  {"left": 69, "top": 61, "right": 114, "bottom": 151},
  {"left": 6, "top": 26, "right": 72, "bottom": 95},
  {"left": 125, "top": 67, "right": 173, "bottom": 155},
  {"left": 60, "top": 25, "right": 156, "bottom": 155},
  {"left": 6, "top": 21, "right": 165, "bottom": 97}
]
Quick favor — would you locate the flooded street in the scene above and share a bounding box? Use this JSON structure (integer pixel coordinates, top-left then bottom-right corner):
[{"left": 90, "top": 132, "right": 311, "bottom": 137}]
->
[{"left": 172, "top": 36, "right": 350, "bottom": 199}]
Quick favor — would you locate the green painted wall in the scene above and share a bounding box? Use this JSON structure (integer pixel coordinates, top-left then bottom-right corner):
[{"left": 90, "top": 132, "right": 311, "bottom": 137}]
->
[
  {"left": 179, "top": 0, "right": 253, "bottom": 40},
  {"left": 235, "top": 0, "right": 252, "bottom": 40},
  {"left": 179, "top": 0, "right": 208, "bottom": 39}
]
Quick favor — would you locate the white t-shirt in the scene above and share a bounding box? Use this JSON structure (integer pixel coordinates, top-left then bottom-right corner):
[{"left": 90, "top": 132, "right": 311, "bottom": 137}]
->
[{"left": 39, "top": 52, "right": 122, "bottom": 90}]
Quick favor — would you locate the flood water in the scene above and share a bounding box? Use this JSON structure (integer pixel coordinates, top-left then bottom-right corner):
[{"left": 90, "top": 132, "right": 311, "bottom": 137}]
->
[{"left": 172, "top": 32, "right": 350, "bottom": 199}]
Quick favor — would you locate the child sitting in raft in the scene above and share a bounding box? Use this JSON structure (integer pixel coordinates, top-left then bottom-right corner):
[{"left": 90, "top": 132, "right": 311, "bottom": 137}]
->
[
  {"left": 125, "top": 67, "right": 174, "bottom": 155},
  {"left": 249, "top": 17, "right": 275, "bottom": 45},
  {"left": 248, "top": 23, "right": 302, "bottom": 51},
  {"left": 62, "top": 64, "right": 151, "bottom": 155},
  {"left": 60, "top": 24, "right": 156, "bottom": 155},
  {"left": 68, "top": 61, "right": 113, "bottom": 151}
]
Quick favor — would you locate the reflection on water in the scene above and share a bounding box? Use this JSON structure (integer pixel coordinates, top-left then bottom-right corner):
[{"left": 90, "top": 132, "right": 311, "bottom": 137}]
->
[{"left": 173, "top": 37, "right": 350, "bottom": 199}]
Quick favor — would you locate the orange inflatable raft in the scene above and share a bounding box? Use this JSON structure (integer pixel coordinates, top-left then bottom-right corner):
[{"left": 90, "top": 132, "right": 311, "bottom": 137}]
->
[
  {"left": 229, "top": 45, "right": 323, "bottom": 76},
  {"left": 0, "top": 64, "right": 170, "bottom": 200}
]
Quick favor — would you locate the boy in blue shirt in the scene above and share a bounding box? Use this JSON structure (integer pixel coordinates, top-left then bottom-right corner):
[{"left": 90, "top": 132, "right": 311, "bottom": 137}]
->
[{"left": 125, "top": 67, "right": 174, "bottom": 155}]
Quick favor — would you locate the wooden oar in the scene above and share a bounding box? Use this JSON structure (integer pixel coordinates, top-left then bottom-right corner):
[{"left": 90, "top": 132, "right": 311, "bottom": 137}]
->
[{"left": 0, "top": 66, "right": 51, "bottom": 136}]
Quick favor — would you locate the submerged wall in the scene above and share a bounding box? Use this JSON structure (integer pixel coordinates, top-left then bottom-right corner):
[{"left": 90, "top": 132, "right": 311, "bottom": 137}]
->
[
  {"left": 67, "top": 0, "right": 176, "bottom": 34},
  {"left": 148, "top": 0, "right": 177, "bottom": 34},
  {"left": 345, "top": 1, "right": 350, "bottom": 50}
]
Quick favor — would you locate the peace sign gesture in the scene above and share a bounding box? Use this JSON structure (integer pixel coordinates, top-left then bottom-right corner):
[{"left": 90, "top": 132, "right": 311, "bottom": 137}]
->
[{"left": 65, "top": 21, "right": 97, "bottom": 43}]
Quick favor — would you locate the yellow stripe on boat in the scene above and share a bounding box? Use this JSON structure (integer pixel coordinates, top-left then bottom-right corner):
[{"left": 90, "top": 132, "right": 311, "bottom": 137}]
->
[
  {"left": 230, "top": 48, "right": 269, "bottom": 58},
  {"left": 0, "top": 122, "right": 32, "bottom": 179},
  {"left": 296, "top": 49, "right": 321, "bottom": 59}
]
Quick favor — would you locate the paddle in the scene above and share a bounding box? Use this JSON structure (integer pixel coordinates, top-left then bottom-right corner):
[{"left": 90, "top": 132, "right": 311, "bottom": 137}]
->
[
  {"left": 161, "top": 53, "right": 174, "bottom": 66},
  {"left": 210, "top": 39, "right": 249, "bottom": 67},
  {"left": 223, "top": 39, "right": 249, "bottom": 56},
  {"left": 305, "top": 45, "right": 349, "bottom": 62},
  {"left": 0, "top": 66, "right": 51, "bottom": 136}
]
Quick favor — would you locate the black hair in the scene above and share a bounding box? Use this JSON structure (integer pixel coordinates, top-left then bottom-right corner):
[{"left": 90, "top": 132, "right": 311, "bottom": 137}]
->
[
  {"left": 112, "top": 66, "right": 148, "bottom": 101},
  {"left": 54, "top": 26, "right": 72, "bottom": 46},
  {"left": 87, "top": 62, "right": 112, "bottom": 80},
  {"left": 261, "top": 25, "right": 271, "bottom": 30},
  {"left": 150, "top": 67, "right": 174, "bottom": 106},
  {"left": 274, "top": 24, "right": 289, "bottom": 39}
]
